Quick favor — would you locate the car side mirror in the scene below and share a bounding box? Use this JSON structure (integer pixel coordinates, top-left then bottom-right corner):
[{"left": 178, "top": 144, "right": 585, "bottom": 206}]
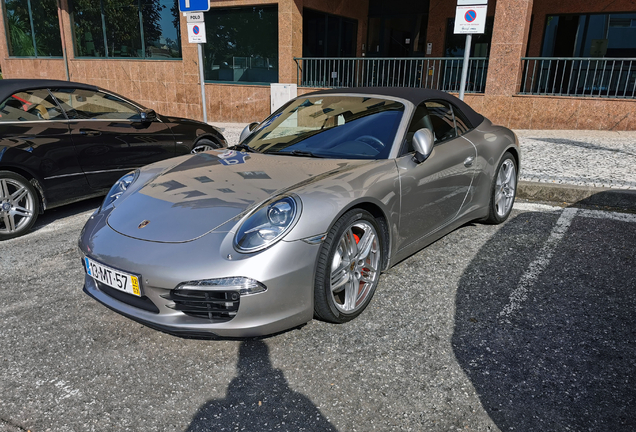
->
[
  {"left": 140, "top": 108, "right": 157, "bottom": 122},
  {"left": 412, "top": 128, "right": 434, "bottom": 163},
  {"left": 239, "top": 122, "right": 260, "bottom": 143}
]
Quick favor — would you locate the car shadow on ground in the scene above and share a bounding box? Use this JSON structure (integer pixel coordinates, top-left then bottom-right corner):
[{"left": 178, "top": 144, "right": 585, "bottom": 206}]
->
[
  {"left": 29, "top": 196, "right": 103, "bottom": 234},
  {"left": 452, "top": 208, "right": 636, "bottom": 431},
  {"left": 186, "top": 340, "right": 337, "bottom": 432}
]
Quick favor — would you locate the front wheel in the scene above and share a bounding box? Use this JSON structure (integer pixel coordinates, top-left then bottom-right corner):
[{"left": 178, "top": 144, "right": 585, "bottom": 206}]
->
[
  {"left": 191, "top": 138, "right": 220, "bottom": 154},
  {"left": 483, "top": 152, "right": 517, "bottom": 224},
  {"left": 314, "top": 209, "right": 383, "bottom": 323},
  {"left": 0, "top": 171, "right": 40, "bottom": 240}
]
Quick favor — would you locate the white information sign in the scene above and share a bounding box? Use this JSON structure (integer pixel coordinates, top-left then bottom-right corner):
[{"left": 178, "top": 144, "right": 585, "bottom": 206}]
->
[
  {"left": 454, "top": 5, "right": 487, "bottom": 34},
  {"left": 186, "top": 12, "right": 205, "bottom": 22},
  {"left": 457, "top": 0, "right": 488, "bottom": 5},
  {"left": 187, "top": 23, "right": 207, "bottom": 43}
]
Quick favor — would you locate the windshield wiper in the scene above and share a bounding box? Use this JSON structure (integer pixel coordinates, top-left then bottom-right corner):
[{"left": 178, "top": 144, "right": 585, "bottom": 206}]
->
[
  {"left": 229, "top": 143, "right": 260, "bottom": 153},
  {"left": 277, "top": 150, "right": 325, "bottom": 158}
]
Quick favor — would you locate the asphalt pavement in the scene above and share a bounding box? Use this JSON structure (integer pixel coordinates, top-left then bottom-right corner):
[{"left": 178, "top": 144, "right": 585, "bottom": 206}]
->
[
  {"left": 1, "top": 200, "right": 634, "bottom": 431},
  {"left": 1, "top": 124, "right": 635, "bottom": 431}
]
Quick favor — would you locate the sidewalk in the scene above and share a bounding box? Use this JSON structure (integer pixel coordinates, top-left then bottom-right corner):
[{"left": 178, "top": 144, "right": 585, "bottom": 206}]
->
[{"left": 211, "top": 122, "right": 636, "bottom": 210}]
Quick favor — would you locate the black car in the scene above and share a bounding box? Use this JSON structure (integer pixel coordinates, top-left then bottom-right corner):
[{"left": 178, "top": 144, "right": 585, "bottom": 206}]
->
[{"left": 0, "top": 79, "right": 226, "bottom": 239}]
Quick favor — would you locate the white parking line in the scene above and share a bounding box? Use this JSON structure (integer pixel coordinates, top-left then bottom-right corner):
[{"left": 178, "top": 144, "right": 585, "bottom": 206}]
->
[
  {"left": 502, "top": 202, "right": 636, "bottom": 318},
  {"left": 500, "top": 207, "right": 578, "bottom": 318}
]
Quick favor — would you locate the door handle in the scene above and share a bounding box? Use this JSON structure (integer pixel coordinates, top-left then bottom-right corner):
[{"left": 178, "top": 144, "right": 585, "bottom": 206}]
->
[
  {"left": 79, "top": 129, "right": 102, "bottom": 136},
  {"left": 464, "top": 156, "right": 475, "bottom": 167}
]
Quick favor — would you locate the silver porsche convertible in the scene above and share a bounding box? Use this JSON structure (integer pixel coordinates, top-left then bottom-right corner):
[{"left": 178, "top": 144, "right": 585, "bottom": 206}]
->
[{"left": 79, "top": 88, "right": 519, "bottom": 338}]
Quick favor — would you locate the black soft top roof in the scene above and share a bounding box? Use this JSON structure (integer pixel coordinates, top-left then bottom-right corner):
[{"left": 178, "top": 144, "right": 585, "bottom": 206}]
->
[
  {"left": 0, "top": 79, "right": 99, "bottom": 104},
  {"left": 305, "top": 87, "right": 485, "bottom": 128}
]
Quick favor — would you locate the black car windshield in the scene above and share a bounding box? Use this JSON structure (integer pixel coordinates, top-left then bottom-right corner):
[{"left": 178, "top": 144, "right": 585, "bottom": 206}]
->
[{"left": 243, "top": 96, "right": 405, "bottom": 159}]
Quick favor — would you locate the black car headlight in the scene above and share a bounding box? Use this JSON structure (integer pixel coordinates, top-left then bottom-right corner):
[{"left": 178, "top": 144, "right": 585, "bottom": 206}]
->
[
  {"left": 234, "top": 195, "right": 300, "bottom": 253},
  {"left": 100, "top": 170, "right": 138, "bottom": 211}
]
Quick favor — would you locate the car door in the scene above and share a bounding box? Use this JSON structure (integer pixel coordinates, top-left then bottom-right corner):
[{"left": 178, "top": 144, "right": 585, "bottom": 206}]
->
[
  {"left": 50, "top": 88, "right": 176, "bottom": 190},
  {"left": 395, "top": 100, "right": 477, "bottom": 251},
  {"left": 0, "top": 88, "right": 91, "bottom": 206}
]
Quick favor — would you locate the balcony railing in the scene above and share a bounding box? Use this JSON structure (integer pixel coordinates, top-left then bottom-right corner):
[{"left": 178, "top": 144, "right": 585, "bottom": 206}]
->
[
  {"left": 520, "top": 57, "right": 636, "bottom": 98},
  {"left": 294, "top": 57, "right": 489, "bottom": 93}
]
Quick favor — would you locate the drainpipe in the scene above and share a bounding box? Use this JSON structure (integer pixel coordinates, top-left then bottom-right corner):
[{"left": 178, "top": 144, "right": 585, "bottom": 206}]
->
[{"left": 57, "top": 0, "right": 70, "bottom": 81}]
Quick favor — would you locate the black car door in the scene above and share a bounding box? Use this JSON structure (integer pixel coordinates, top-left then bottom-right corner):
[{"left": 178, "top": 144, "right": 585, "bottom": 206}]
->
[
  {"left": 0, "top": 88, "right": 91, "bottom": 206},
  {"left": 50, "top": 88, "right": 176, "bottom": 190}
]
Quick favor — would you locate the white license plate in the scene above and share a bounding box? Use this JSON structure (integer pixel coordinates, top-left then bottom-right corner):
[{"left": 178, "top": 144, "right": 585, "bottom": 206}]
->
[{"left": 84, "top": 257, "right": 141, "bottom": 297}]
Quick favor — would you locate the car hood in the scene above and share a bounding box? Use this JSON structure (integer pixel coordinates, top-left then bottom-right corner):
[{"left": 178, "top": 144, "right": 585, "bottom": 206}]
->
[{"left": 107, "top": 150, "right": 368, "bottom": 243}]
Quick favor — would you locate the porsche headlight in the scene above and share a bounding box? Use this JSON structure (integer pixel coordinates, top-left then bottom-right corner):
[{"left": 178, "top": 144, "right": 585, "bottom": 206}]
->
[
  {"left": 234, "top": 195, "right": 300, "bottom": 252},
  {"left": 100, "top": 170, "right": 138, "bottom": 211}
]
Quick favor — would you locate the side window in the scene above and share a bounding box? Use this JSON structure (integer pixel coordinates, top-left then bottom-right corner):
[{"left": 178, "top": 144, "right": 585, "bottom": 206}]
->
[
  {"left": 0, "top": 89, "right": 66, "bottom": 122},
  {"left": 453, "top": 106, "right": 472, "bottom": 136},
  {"left": 50, "top": 89, "right": 139, "bottom": 120},
  {"left": 425, "top": 101, "right": 457, "bottom": 144}
]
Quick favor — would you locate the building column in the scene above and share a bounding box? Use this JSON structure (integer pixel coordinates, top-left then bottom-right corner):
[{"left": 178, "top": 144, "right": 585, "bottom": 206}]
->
[
  {"left": 484, "top": 0, "right": 533, "bottom": 96},
  {"left": 279, "top": 0, "right": 303, "bottom": 84}
]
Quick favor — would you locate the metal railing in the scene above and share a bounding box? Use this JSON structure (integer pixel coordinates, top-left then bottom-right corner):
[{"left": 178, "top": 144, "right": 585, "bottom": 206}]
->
[
  {"left": 294, "top": 57, "right": 489, "bottom": 93},
  {"left": 520, "top": 57, "right": 636, "bottom": 98}
]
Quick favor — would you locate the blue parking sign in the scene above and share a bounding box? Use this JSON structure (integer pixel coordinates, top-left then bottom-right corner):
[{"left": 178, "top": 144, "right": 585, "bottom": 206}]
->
[{"left": 179, "top": 0, "right": 210, "bottom": 12}]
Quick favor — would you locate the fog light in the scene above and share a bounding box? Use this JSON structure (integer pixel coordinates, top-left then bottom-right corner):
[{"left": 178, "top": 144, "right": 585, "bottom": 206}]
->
[{"left": 175, "top": 277, "right": 267, "bottom": 296}]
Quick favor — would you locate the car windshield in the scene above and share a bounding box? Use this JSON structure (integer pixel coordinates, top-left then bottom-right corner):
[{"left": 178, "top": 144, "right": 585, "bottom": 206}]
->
[{"left": 243, "top": 96, "right": 405, "bottom": 159}]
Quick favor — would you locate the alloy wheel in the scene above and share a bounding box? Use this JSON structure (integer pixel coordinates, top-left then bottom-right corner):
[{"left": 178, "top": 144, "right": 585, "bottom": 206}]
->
[
  {"left": 329, "top": 221, "right": 381, "bottom": 314},
  {"left": 0, "top": 177, "right": 36, "bottom": 235},
  {"left": 495, "top": 159, "right": 517, "bottom": 217}
]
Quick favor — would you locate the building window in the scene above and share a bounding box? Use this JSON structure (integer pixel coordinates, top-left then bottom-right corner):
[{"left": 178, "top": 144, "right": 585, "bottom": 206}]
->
[
  {"left": 303, "top": 9, "right": 357, "bottom": 57},
  {"left": 203, "top": 6, "right": 278, "bottom": 84},
  {"left": 3, "top": 0, "right": 63, "bottom": 57},
  {"left": 70, "top": 0, "right": 182, "bottom": 59},
  {"left": 542, "top": 13, "right": 636, "bottom": 58}
]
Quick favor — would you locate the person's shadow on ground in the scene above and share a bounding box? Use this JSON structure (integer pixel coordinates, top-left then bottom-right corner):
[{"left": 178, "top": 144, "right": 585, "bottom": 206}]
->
[{"left": 186, "top": 340, "right": 338, "bottom": 432}]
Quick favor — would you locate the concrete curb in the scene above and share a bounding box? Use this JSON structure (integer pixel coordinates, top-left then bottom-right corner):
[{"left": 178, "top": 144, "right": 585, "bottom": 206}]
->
[{"left": 517, "top": 181, "right": 636, "bottom": 211}]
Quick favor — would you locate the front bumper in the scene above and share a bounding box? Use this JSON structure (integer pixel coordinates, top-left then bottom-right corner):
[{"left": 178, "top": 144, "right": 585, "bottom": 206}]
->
[{"left": 79, "top": 211, "right": 321, "bottom": 338}]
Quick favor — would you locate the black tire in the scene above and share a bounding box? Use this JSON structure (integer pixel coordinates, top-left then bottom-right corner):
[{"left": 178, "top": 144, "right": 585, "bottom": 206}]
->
[
  {"left": 483, "top": 152, "right": 517, "bottom": 225},
  {"left": 314, "top": 209, "right": 383, "bottom": 323},
  {"left": 0, "top": 170, "right": 40, "bottom": 240},
  {"left": 191, "top": 138, "right": 220, "bottom": 154}
]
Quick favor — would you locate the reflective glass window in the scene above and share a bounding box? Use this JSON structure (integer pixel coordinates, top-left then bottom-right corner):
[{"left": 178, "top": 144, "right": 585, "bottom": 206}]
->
[
  {"left": 542, "top": 13, "right": 636, "bottom": 58},
  {"left": 70, "top": 0, "right": 181, "bottom": 59},
  {"left": 3, "top": 0, "right": 63, "bottom": 57},
  {"left": 0, "top": 89, "right": 65, "bottom": 121},
  {"left": 203, "top": 6, "right": 278, "bottom": 84},
  {"left": 51, "top": 89, "right": 139, "bottom": 120},
  {"left": 425, "top": 101, "right": 457, "bottom": 143}
]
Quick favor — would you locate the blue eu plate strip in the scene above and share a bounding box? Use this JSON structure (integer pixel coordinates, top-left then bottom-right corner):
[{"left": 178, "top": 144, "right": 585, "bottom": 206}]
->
[{"left": 85, "top": 257, "right": 91, "bottom": 276}]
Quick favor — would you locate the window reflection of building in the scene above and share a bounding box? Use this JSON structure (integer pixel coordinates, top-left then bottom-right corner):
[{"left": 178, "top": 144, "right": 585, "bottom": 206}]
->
[
  {"left": 3, "top": 0, "right": 63, "bottom": 57},
  {"left": 203, "top": 6, "right": 278, "bottom": 84},
  {"left": 70, "top": 0, "right": 182, "bottom": 59}
]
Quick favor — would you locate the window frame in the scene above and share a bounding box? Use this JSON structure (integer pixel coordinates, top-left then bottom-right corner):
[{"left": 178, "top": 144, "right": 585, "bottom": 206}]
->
[
  {"left": 2, "top": 0, "right": 64, "bottom": 58},
  {"left": 69, "top": 0, "right": 182, "bottom": 60}
]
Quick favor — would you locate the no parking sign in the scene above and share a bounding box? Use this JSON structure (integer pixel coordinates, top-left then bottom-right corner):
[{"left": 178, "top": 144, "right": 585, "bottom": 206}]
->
[{"left": 454, "top": 5, "right": 487, "bottom": 34}]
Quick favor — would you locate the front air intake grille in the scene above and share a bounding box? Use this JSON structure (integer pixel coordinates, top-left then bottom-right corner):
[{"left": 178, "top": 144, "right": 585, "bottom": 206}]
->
[{"left": 161, "top": 290, "right": 239, "bottom": 322}]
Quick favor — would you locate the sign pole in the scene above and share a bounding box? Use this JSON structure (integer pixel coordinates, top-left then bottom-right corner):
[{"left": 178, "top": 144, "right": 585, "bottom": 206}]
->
[
  {"left": 459, "top": 34, "right": 472, "bottom": 101},
  {"left": 197, "top": 43, "right": 207, "bottom": 123}
]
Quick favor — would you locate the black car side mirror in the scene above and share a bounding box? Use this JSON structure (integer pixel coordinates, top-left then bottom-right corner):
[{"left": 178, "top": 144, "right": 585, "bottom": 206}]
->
[
  {"left": 140, "top": 109, "right": 157, "bottom": 122},
  {"left": 239, "top": 122, "right": 260, "bottom": 143},
  {"left": 413, "top": 128, "right": 434, "bottom": 163}
]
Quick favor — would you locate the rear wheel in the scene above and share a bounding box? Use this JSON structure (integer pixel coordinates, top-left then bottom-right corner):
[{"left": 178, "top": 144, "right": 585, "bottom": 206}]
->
[
  {"left": 314, "top": 209, "right": 383, "bottom": 323},
  {"left": 0, "top": 171, "right": 39, "bottom": 240},
  {"left": 191, "top": 138, "right": 220, "bottom": 154},
  {"left": 483, "top": 152, "right": 517, "bottom": 224}
]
